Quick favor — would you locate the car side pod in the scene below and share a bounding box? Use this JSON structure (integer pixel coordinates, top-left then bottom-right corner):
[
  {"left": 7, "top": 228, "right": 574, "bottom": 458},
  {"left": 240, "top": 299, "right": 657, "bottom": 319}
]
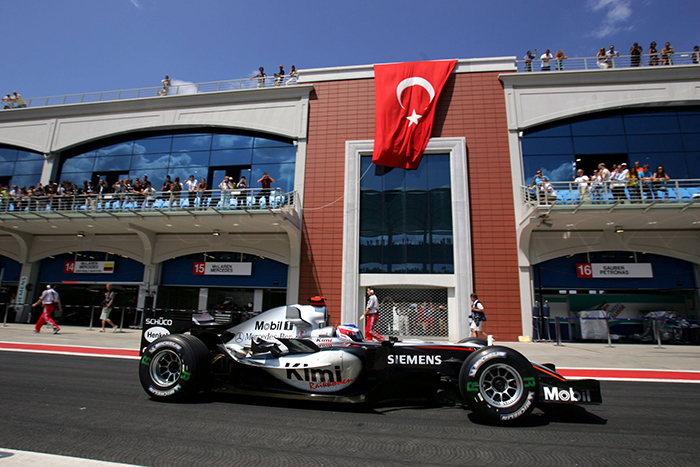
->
[{"left": 458, "top": 346, "right": 539, "bottom": 425}]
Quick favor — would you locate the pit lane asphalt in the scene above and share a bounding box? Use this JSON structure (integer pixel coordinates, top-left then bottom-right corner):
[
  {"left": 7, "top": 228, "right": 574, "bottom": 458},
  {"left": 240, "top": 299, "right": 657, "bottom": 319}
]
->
[{"left": 1, "top": 350, "right": 700, "bottom": 467}]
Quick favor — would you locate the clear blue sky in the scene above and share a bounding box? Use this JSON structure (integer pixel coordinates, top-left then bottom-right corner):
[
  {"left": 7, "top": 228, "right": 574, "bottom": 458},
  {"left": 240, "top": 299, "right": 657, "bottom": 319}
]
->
[{"left": 5, "top": 0, "right": 699, "bottom": 99}]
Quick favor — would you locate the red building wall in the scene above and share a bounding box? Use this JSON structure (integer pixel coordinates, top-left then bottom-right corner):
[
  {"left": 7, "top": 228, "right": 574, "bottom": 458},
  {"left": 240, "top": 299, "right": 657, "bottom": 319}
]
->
[{"left": 300, "top": 71, "right": 522, "bottom": 341}]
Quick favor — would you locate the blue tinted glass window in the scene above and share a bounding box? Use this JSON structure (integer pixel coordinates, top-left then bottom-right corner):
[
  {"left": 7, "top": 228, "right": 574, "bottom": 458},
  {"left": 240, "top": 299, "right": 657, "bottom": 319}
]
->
[
  {"left": 359, "top": 154, "right": 452, "bottom": 274},
  {"left": 97, "top": 142, "right": 134, "bottom": 156},
  {"left": 632, "top": 153, "right": 688, "bottom": 179},
  {"left": 571, "top": 117, "right": 625, "bottom": 136},
  {"left": 252, "top": 147, "right": 296, "bottom": 164},
  {"left": 626, "top": 134, "right": 683, "bottom": 153},
  {"left": 523, "top": 156, "right": 575, "bottom": 182},
  {"left": 94, "top": 155, "right": 131, "bottom": 171},
  {"left": 131, "top": 153, "right": 171, "bottom": 169},
  {"left": 678, "top": 114, "right": 700, "bottom": 133},
  {"left": 0, "top": 148, "right": 18, "bottom": 162},
  {"left": 9, "top": 175, "right": 37, "bottom": 188},
  {"left": 254, "top": 137, "right": 291, "bottom": 148},
  {"left": 133, "top": 137, "right": 172, "bottom": 154},
  {"left": 624, "top": 115, "right": 679, "bottom": 134},
  {"left": 686, "top": 152, "right": 700, "bottom": 180},
  {"left": 13, "top": 159, "right": 44, "bottom": 175},
  {"left": 210, "top": 149, "right": 252, "bottom": 166},
  {"left": 250, "top": 163, "right": 295, "bottom": 193},
  {"left": 681, "top": 133, "right": 700, "bottom": 150},
  {"left": 521, "top": 137, "right": 573, "bottom": 155},
  {"left": 212, "top": 134, "right": 253, "bottom": 150},
  {"left": 17, "top": 150, "right": 45, "bottom": 160},
  {"left": 0, "top": 163, "right": 13, "bottom": 176},
  {"left": 170, "top": 151, "right": 210, "bottom": 167},
  {"left": 526, "top": 125, "right": 571, "bottom": 138},
  {"left": 62, "top": 156, "right": 95, "bottom": 173},
  {"left": 65, "top": 172, "right": 93, "bottom": 184},
  {"left": 573, "top": 136, "right": 627, "bottom": 154},
  {"left": 171, "top": 135, "right": 212, "bottom": 152}
]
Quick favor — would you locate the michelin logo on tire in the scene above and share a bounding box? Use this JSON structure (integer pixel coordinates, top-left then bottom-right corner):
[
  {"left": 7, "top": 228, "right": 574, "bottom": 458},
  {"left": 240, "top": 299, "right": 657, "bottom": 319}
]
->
[{"left": 144, "top": 326, "right": 170, "bottom": 343}]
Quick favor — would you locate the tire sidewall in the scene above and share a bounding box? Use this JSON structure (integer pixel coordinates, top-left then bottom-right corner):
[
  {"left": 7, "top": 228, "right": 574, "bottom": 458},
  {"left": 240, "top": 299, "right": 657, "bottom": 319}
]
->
[
  {"left": 139, "top": 334, "right": 207, "bottom": 400},
  {"left": 459, "top": 346, "right": 538, "bottom": 424}
]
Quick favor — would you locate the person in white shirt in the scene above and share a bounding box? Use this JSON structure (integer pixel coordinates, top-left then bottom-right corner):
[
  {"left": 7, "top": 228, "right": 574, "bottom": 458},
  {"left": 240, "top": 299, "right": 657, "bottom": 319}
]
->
[
  {"left": 540, "top": 49, "right": 553, "bottom": 71},
  {"left": 361, "top": 288, "right": 384, "bottom": 341},
  {"left": 574, "top": 169, "right": 590, "bottom": 202},
  {"left": 185, "top": 175, "right": 198, "bottom": 208},
  {"left": 33, "top": 285, "right": 61, "bottom": 334},
  {"left": 611, "top": 162, "right": 629, "bottom": 202}
]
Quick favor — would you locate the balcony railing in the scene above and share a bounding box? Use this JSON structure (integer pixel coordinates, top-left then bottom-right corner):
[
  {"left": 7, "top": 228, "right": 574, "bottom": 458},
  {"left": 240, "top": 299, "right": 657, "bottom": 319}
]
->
[
  {"left": 521, "top": 179, "right": 700, "bottom": 207},
  {"left": 517, "top": 51, "right": 700, "bottom": 72},
  {"left": 3, "top": 75, "right": 300, "bottom": 110},
  {"left": 0, "top": 187, "right": 295, "bottom": 215}
]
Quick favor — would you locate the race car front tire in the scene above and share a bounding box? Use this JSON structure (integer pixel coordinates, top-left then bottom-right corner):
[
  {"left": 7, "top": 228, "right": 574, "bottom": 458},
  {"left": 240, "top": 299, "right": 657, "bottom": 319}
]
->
[
  {"left": 139, "top": 334, "right": 209, "bottom": 401},
  {"left": 458, "top": 346, "right": 538, "bottom": 424}
]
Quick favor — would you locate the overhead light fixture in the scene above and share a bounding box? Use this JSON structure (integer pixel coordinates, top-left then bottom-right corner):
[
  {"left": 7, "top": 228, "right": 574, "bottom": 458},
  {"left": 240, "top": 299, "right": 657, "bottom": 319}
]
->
[
  {"left": 614, "top": 227, "right": 624, "bottom": 234},
  {"left": 212, "top": 230, "right": 220, "bottom": 236},
  {"left": 77, "top": 231, "right": 85, "bottom": 238}
]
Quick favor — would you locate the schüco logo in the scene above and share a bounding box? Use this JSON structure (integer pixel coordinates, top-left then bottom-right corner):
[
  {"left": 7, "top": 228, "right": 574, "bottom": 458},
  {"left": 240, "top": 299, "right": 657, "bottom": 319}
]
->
[
  {"left": 254, "top": 320, "right": 294, "bottom": 331},
  {"left": 144, "top": 326, "right": 170, "bottom": 343},
  {"left": 146, "top": 318, "right": 173, "bottom": 326}
]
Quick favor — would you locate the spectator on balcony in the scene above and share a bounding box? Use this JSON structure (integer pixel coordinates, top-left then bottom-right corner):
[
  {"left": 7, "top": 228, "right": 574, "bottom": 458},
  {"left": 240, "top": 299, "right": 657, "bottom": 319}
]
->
[
  {"left": 273, "top": 65, "right": 285, "bottom": 86},
  {"left": 523, "top": 49, "right": 537, "bottom": 72},
  {"left": 236, "top": 176, "right": 248, "bottom": 208},
  {"left": 555, "top": 50, "right": 568, "bottom": 70},
  {"left": 540, "top": 49, "right": 553, "bottom": 71},
  {"left": 661, "top": 42, "right": 674, "bottom": 65},
  {"left": 161, "top": 175, "right": 172, "bottom": 194},
  {"left": 652, "top": 165, "right": 670, "bottom": 200},
  {"left": 286, "top": 65, "right": 298, "bottom": 85},
  {"left": 574, "top": 169, "right": 590, "bottom": 202},
  {"left": 143, "top": 181, "right": 157, "bottom": 209},
  {"left": 34, "top": 183, "right": 47, "bottom": 211},
  {"left": 692, "top": 46, "right": 700, "bottom": 64},
  {"left": 0, "top": 185, "right": 9, "bottom": 212},
  {"left": 611, "top": 162, "right": 629, "bottom": 202},
  {"left": 629, "top": 42, "right": 643, "bottom": 67},
  {"left": 158, "top": 75, "right": 171, "bottom": 96},
  {"left": 219, "top": 175, "right": 232, "bottom": 208},
  {"left": 596, "top": 47, "right": 608, "bottom": 69},
  {"left": 12, "top": 92, "right": 27, "bottom": 108},
  {"left": 254, "top": 67, "right": 266, "bottom": 88},
  {"left": 627, "top": 169, "right": 641, "bottom": 203},
  {"left": 638, "top": 164, "right": 654, "bottom": 200},
  {"left": 605, "top": 45, "right": 619, "bottom": 68},
  {"left": 649, "top": 42, "right": 660, "bottom": 66},
  {"left": 170, "top": 176, "right": 182, "bottom": 209},
  {"left": 185, "top": 174, "right": 198, "bottom": 208},
  {"left": 9, "top": 184, "right": 20, "bottom": 211},
  {"left": 197, "top": 178, "right": 208, "bottom": 208},
  {"left": 2, "top": 93, "right": 15, "bottom": 109},
  {"left": 256, "top": 172, "right": 275, "bottom": 207}
]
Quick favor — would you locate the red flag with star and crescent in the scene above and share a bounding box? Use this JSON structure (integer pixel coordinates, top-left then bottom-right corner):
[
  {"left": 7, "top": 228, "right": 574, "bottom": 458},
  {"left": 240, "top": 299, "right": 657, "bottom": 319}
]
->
[{"left": 372, "top": 59, "right": 457, "bottom": 169}]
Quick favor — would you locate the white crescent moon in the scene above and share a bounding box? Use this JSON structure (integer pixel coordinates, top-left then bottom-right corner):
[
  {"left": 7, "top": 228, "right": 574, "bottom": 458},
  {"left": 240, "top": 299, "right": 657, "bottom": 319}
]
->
[{"left": 396, "top": 77, "right": 435, "bottom": 110}]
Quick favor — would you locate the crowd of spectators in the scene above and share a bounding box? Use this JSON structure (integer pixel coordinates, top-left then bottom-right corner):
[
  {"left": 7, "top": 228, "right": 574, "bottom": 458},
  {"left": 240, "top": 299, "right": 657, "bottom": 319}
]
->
[
  {"left": 0, "top": 172, "right": 281, "bottom": 213},
  {"left": 523, "top": 41, "right": 700, "bottom": 71},
  {"left": 2, "top": 92, "right": 27, "bottom": 109},
  {"left": 530, "top": 161, "right": 675, "bottom": 204}
]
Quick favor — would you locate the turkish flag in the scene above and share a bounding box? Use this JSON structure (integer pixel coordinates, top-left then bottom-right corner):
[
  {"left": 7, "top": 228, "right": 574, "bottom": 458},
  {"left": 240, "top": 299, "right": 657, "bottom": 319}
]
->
[{"left": 372, "top": 60, "right": 456, "bottom": 169}]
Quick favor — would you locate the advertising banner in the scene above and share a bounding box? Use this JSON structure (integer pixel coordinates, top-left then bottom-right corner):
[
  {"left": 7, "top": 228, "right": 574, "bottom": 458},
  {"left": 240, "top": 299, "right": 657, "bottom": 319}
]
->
[
  {"left": 64, "top": 261, "right": 115, "bottom": 274},
  {"left": 193, "top": 262, "right": 252, "bottom": 276},
  {"left": 576, "top": 263, "right": 653, "bottom": 278}
]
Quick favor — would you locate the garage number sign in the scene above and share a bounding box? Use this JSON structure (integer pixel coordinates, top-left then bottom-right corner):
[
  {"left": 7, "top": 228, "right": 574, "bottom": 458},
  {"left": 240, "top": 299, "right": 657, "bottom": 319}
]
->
[
  {"left": 193, "top": 262, "right": 252, "bottom": 276},
  {"left": 64, "top": 261, "right": 114, "bottom": 274},
  {"left": 576, "top": 263, "right": 653, "bottom": 278}
]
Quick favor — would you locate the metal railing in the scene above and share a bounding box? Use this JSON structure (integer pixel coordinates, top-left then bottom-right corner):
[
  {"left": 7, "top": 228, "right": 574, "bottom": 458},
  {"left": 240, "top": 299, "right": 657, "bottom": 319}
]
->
[
  {"left": 0, "top": 187, "right": 295, "bottom": 215},
  {"left": 517, "top": 51, "right": 700, "bottom": 72},
  {"left": 521, "top": 178, "right": 700, "bottom": 207},
  {"left": 1, "top": 75, "right": 300, "bottom": 110}
]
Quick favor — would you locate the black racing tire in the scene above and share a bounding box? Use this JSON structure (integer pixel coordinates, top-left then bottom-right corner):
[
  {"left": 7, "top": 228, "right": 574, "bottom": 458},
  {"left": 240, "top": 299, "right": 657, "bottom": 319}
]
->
[
  {"left": 139, "top": 334, "right": 209, "bottom": 401},
  {"left": 458, "top": 346, "right": 539, "bottom": 425},
  {"left": 458, "top": 337, "right": 488, "bottom": 346}
]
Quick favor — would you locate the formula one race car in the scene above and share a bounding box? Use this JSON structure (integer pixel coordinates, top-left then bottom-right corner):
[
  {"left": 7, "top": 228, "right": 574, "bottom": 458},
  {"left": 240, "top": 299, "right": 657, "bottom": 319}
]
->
[{"left": 138, "top": 298, "right": 601, "bottom": 425}]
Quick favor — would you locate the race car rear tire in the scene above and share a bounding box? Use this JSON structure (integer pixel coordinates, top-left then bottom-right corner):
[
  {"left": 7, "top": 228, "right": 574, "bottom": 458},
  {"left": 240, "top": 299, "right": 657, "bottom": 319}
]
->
[
  {"left": 458, "top": 346, "right": 538, "bottom": 425},
  {"left": 458, "top": 337, "right": 488, "bottom": 346},
  {"left": 139, "top": 334, "right": 209, "bottom": 401}
]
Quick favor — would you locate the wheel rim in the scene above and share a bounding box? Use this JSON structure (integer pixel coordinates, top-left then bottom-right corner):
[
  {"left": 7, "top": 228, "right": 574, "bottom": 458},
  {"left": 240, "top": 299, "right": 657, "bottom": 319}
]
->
[
  {"left": 150, "top": 349, "right": 182, "bottom": 387},
  {"left": 478, "top": 363, "right": 524, "bottom": 408}
]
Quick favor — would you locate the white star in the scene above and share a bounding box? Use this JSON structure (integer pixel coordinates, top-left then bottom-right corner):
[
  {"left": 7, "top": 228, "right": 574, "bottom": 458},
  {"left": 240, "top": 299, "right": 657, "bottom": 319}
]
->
[{"left": 405, "top": 109, "right": 422, "bottom": 126}]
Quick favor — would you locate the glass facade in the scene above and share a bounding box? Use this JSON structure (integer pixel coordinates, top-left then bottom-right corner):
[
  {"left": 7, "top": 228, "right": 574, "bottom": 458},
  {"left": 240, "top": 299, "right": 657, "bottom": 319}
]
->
[
  {"left": 521, "top": 107, "right": 700, "bottom": 182},
  {"left": 0, "top": 146, "right": 45, "bottom": 189},
  {"left": 58, "top": 131, "right": 296, "bottom": 193},
  {"left": 359, "top": 155, "right": 453, "bottom": 274}
]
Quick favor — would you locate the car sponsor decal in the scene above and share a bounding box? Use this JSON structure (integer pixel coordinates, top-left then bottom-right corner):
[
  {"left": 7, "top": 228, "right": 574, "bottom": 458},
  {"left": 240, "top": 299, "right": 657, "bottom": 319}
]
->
[
  {"left": 387, "top": 354, "right": 442, "bottom": 366},
  {"left": 145, "top": 317, "right": 173, "bottom": 326},
  {"left": 254, "top": 320, "right": 294, "bottom": 331},
  {"left": 144, "top": 326, "right": 170, "bottom": 343},
  {"left": 148, "top": 385, "right": 181, "bottom": 397},
  {"left": 524, "top": 377, "right": 536, "bottom": 388},
  {"left": 148, "top": 340, "right": 182, "bottom": 353},
  {"left": 499, "top": 391, "right": 535, "bottom": 421},
  {"left": 468, "top": 351, "right": 507, "bottom": 377},
  {"left": 542, "top": 386, "right": 593, "bottom": 402}
]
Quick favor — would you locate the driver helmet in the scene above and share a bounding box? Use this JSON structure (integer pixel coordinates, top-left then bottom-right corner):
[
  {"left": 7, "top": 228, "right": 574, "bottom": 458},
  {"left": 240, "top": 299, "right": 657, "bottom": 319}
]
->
[{"left": 336, "top": 324, "right": 363, "bottom": 342}]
